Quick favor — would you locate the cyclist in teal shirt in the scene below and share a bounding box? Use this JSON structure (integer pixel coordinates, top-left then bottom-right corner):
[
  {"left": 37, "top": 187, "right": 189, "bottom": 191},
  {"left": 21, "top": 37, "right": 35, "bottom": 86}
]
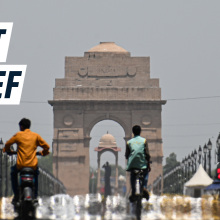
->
[{"left": 125, "top": 125, "right": 151, "bottom": 202}]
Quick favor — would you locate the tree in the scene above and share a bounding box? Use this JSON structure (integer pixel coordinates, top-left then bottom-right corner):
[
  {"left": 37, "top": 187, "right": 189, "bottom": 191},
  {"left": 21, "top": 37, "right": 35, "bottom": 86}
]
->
[
  {"left": 107, "top": 164, "right": 126, "bottom": 177},
  {"left": 163, "top": 152, "right": 180, "bottom": 174},
  {"left": 89, "top": 167, "right": 98, "bottom": 194},
  {"left": 38, "top": 153, "right": 53, "bottom": 173}
]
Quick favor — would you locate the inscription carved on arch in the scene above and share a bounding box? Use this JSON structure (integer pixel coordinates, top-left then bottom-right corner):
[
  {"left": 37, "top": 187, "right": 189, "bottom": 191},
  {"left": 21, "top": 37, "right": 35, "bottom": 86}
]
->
[
  {"left": 78, "top": 66, "right": 136, "bottom": 78},
  {"left": 58, "top": 129, "right": 79, "bottom": 139}
]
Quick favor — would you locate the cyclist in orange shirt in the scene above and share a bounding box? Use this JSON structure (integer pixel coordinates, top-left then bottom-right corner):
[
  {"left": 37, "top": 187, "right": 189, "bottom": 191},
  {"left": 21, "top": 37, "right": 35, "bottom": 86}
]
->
[{"left": 3, "top": 118, "right": 50, "bottom": 204}]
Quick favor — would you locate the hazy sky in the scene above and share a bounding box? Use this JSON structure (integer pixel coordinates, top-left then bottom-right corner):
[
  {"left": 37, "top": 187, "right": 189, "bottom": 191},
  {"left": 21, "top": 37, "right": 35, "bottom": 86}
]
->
[{"left": 1, "top": 1, "right": 220, "bottom": 169}]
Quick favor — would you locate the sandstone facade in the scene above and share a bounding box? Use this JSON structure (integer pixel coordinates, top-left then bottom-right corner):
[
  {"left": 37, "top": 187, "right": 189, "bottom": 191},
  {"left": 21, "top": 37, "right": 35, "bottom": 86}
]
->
[{"left": 49, "top": 42, "right": 166, "bottom": 196}]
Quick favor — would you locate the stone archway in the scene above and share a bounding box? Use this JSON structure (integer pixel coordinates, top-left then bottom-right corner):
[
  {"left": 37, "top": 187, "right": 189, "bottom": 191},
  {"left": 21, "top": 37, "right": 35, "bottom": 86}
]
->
[{"left": 48, "top": 42, "right": 166, "bottom": 196}]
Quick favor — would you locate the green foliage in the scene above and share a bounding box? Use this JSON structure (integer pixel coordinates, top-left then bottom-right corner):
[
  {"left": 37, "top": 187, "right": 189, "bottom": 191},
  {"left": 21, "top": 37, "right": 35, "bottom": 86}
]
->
[
  {"left": 38, "top": 153, "right": 53, "bottom": 173},
  {"left": 163, "top": 152, "right": 180, "bottom": 174},
  {"left": 108, "top": 164, "right": 126, "bottom": 176},
  {"left": 89, "top": 168, "right": 98, "bottom": 194}
]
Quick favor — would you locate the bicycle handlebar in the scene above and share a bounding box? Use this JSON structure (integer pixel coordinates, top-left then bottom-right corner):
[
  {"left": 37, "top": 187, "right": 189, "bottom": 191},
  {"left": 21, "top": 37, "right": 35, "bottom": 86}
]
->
[
  {"left": 6, "top": 151, "right": 42, "bottom": 156},
  {"left": 6, "top": 151, "right": 17, "bottom": 155}
]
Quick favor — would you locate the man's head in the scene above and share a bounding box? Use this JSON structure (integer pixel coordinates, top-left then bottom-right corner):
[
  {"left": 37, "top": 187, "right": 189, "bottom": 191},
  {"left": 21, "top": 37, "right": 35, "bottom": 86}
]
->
[
  {"left": 132, "top": 125, "right": 141, "bottom": 136},
  {"left": 19, "top": 118, "right": 31, "bottom": 131}
]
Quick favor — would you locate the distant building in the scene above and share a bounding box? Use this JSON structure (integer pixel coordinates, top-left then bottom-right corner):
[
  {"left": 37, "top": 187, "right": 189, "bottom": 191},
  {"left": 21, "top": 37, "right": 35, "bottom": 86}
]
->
[
  {"left": 95, "top": 132, "right": 121, "bottom": 194},
  {"left": 184, "top": 164, "right": 213, "bottom": 197}
]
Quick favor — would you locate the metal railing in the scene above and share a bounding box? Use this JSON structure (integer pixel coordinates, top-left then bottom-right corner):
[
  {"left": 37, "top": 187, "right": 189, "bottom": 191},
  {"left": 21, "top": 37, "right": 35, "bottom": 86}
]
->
[
  {"left": 0, "top": 150, "right": 66, "bottom": 198},
  {"left": 151, "top": 132, "right": 220, "bottom": 195},
  {"left": 38, "top": 167, "right": 66, "bottom": 196},
  {"left": 152, "top": 175, "right": 162, "bottom": 195}
]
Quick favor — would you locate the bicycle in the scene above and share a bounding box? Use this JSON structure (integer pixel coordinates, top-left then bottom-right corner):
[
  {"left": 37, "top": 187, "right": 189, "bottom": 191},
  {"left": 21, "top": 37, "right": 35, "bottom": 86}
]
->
[{"left": 129, "top": 169, "right": 145, "bottom": 220}]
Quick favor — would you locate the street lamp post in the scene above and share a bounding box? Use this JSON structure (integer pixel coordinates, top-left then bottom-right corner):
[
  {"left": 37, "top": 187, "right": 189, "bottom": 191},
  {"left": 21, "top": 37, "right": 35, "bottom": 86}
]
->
[
  {"left": 203, "top": 144, "right": 208, "bottom": 171},
  {"left": 216, "top": 133, "right": 220, "bottom": 163},
  {"left": 191, "top": 152, "right": 194, "bottom": 174},
  {"left": 177, "top": 165, "right": 182, "bottom": 194},
  {"left": 188, "top": 155, "right": 191, "bottom": 179},
  {"left": 0, "top": 138, "right": 4, "bottom": 198},
  {"left": 207, "top": 139, "right": 212, "bottom": 177},
  {"left": 181, "top": 159, "right": 185, "bottom": 194},
  {"left": 198, "top": 146, "right": 202, "bottom": 164},
  {"left": 181, "top": 159, "right": 185, "bottom": 181},
  {"left": 175, "top": 166, "right": 178, "bottom": 194},
  {"left": 5, "top": 153, "right": 8, "bottom": 197},
  {"left": 184, "top": 156, "right": 188, "bottom": 180},
  {"left": 194, "top": 149, "right": 197, "bottom": 171}
]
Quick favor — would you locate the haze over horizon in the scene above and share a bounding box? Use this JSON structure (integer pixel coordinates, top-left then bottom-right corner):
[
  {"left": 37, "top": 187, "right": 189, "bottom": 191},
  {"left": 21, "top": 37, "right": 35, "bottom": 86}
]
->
[{"left": 1, "top": 0, "right": 220, "bottom": 169}]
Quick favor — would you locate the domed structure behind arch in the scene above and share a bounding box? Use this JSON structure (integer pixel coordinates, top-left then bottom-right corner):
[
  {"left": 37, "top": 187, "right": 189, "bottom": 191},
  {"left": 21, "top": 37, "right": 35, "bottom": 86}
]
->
[
  {"left": 94, "top": 131, "right": 121, "bottom": 194},
  {"left": 90, "top": 120, "right": 125, "bottom": 167},
  {"left": 99, "top": 132, "right": 117, "bottom": 148}
]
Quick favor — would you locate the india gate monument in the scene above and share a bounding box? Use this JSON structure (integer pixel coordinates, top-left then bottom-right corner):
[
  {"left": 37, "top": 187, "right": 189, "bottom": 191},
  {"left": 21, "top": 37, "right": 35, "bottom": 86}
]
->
[{"left": 48, "top": 42, "right": 166, "bottom": 196}]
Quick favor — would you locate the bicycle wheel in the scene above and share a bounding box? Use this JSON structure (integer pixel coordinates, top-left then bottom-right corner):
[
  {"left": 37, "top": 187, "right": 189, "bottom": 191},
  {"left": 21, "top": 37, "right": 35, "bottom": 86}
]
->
[{"left": 135, "top": 196, "right": 142, "bottom": 220}]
